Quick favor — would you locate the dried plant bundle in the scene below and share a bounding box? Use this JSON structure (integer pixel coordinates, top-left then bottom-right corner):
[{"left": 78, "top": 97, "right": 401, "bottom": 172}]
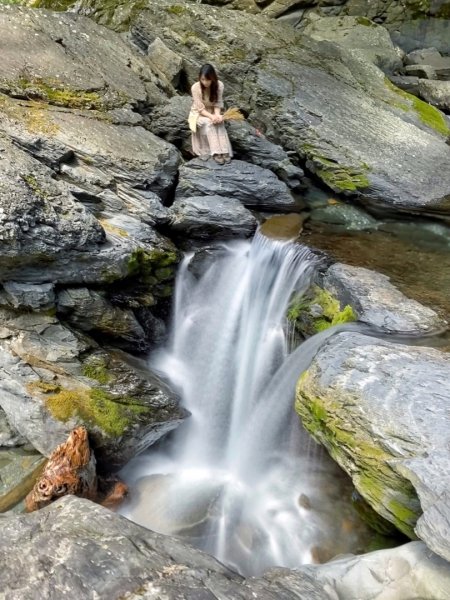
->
[{"left": 222, "top": 107, "right": 245, "bottom": 121}]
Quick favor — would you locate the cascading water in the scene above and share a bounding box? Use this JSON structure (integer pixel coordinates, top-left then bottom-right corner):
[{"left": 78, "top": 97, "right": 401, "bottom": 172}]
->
[{"left": 120, "top": 231, "right": 380, "bottom": 575}]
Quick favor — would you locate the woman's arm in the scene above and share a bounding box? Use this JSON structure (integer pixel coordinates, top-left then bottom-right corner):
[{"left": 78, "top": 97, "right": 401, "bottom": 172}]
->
[{"left": 192, "top": 83, "right": 217, "bottom": 121}]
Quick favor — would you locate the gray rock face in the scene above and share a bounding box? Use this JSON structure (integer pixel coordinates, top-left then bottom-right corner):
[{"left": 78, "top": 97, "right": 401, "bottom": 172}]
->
[
  {"left": 0, "top": 407, "right": 26, "bottom": 448},
  {"left": 2, "top": 282, "right": 55, "bottom": 311},
  {"left": 0, "top": 311, "right": 186, "bottom": 471},
  {"left": 176, "top": 159, "right": 299, "bottom": 212},
  {"left": 301, "top": 541, "right": 450, "bottom": 600},
  {"left": 81, "top": 0, "right": 450, "bottom": 217},
  {"left": 418, "top": 80, "right": 450, "bottom": 111},
  {"left": 302, "top": 16, "right": 403, "bottom": 74},
  {"left": 0, "top": 4, "right": 166, "bottom": 108},
  {"left": 169, "top": 195, "right": 257, "bottom": 239},
  {"left": 391, "top": 19, "right": 450, "bottom": 55},
  {"left": 1, "top": 496, "right": 450, "bottom": 599},
  {"left": 226, "top": 120, "right": 305, "bottom": 190},
  {"left": 57, "top": 288, "right": 146, "bottom": 350},
  {"left": 323, "top": 263, "right": 446, "bottom": 333},
  {"left": 0, "top": 495, "right": 331, "bottom": 600},
  {"left": 296, "top": 331, "right": 450, "bottom": 556},
  {"left": 0, "top": 134, "right": 104, "bottom": 275}
]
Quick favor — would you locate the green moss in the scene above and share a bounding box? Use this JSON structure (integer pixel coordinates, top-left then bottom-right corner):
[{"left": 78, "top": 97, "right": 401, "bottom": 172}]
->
[
  {"left": 296, "top": 377, "right": 420, "bottom": 538},
  {"left": 355, "top": 17, "right": 376, "bottom": 27},
  {"left": 27, "top": 381, "right": 60, "bottom": 394},
  {"left": 127, "top": 248, "right": 178, "bottom": 282},
  {"left": 166, "top": 4, "right": 185, "bottom": 15},
  {"left": 30, "top": 0, "right": 76, "bottom": 9},
  {"left": 15, "top": 76, "right": 106, "bottom": 110},
  {"left": 20, "top": 174, "right": 49, "bottom": 200},
  {"left": 288, "top": 286, "right": 357, "bottom": 335},
  {"left": 45, "top": 386, "right": 148, "bottom": 437},
  {"left": 300, "top": 143, "right": 370, "bottom": 192},
  {"left": 385, "top": 78, "right": 450, "bottom": 137},
  {"left": 81, "top": 359, "right": 112, "bottom": 386}
]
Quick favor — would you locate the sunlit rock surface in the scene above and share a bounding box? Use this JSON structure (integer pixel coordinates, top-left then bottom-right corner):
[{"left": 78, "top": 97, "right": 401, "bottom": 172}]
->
[
  {"left": 323, "top": 263, "right": 447, "bottom": 333},
  {"left": 1, "top": 496, "right": 450, "bottom": 599},
  {"left": 296, "top": 332, "right": 450, "bottom": 560}
]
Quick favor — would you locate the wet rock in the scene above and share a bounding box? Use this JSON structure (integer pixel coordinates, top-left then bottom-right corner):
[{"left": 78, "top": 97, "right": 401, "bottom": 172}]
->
[
  {"left": 322, "top": 263, "right": 446, "bottom": 333},
  {"left": 57, "top": 288, "right": 146, "bottom": 351},
  {"left": 0, "top": 447, "right": 46, "bottom": 513},
  {"left": 169, "top": 195, "right": 257, "bottom": 240},
  {"left": 176, "top": 159, "right": 299, "bottom": 212},
  {"left": 2, "top": 282, "right": 55, "bottom": 311},
  {"left": 309, "top": 202, "right": 378, "bottom": 230},
  {"left": 225, "top": 120, "right": 305, "bottom": 190},
  {"left": 296, "top": 331, "right": 450, "bottom": 555}
]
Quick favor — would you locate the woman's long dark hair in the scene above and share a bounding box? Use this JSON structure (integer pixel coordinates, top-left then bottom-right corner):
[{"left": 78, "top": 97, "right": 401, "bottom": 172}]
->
[{"left": 199, "top": 63, "right": 218, "bottom": 104}]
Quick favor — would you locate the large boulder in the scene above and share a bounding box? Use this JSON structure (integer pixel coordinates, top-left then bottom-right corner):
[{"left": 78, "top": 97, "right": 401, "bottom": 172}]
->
[
  {"left": 323, "top": 263, "right": 446, "bottom": 333},
  {"left": 1, "top": 496, "right": 450, "bottom": 599},
  {"left": 0, "top": 311, "right": 186, "bottom": 472},
  {"left": 74, "top": 0, "right": 450, "bottom": 218},
  {"left": 296, "top": 332, "right": 450, "bottom": 560},
  {"left": 0, "top": 495, "right": 332, "bottom": 599},
  {"left": 176, "top": 159, "right": 299, "bottom": 212},
  {"left": 169, "top": 195, "right": 257, "bottom": 239},
  {"left": 302, "top": 16, "right": 403, "bottom": 74},
  {"left": 0, "top": 4, "right": 168, "bottom": 108}
]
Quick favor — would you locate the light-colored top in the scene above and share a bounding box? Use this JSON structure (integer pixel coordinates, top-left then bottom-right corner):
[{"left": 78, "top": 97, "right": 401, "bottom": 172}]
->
[{"left": 191, "top": 80, "right": 224, "bottom": 114}]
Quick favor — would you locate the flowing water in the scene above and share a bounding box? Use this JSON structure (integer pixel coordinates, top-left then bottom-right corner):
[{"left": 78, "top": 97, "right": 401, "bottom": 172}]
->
[{"left": 120, "top": 232, "right": 393, "bottom": 575}]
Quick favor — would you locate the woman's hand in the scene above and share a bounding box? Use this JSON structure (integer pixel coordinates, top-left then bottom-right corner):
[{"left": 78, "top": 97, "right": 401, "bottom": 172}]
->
[{"left": 211, "top": 114, "right": 223, "bottom": 125}]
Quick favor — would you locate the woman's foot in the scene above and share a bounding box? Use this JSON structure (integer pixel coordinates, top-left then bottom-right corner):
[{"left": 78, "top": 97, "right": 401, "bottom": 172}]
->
[
  {"left": 223, "top": 153, "right": 231, "bottom": 164},
  {"left": 213, "top": 154, "right": 225, "bottom": 165}
]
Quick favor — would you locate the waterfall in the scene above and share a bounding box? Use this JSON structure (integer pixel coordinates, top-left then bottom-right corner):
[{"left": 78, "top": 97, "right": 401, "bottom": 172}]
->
[{"left": 120, "top": 232, "right": 376, "bottom": 576}]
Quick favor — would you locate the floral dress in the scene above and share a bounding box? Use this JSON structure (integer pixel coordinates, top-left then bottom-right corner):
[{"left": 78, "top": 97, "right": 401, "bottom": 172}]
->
[{"left": 190, "top": 80, "right": 233, "bottom": 157}]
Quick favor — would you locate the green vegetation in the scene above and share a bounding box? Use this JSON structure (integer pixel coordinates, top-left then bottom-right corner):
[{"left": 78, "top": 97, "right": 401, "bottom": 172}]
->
[
  {"left": 296, "top": 374, "right": 421, "bottom": 538},
  {"left": 385, "top": 78, "right": 450, "bottom": 137},
  {"left": 44, "top": 386, "right": 148, "bottom": 437},
  {"left": 30, "top": 0, "right": 77, "bottom": 9},
  {"left": 355, "top": 17, "right": 376, "bottom": 27},
  {"left": 288, "top": 286, "right": 357, "bottom": 335},
  {"left": 127, "top": 247, "right": 178, "bottom": 283},
  {"left": 16, "top": 76, "right": 105, "bottom": 109},
  {"left": 81, "top": 357, "right": 112, "bottom": 385},
  {"left": 300, "top": 143, "right": 370, "bottom": 192},
  {"left": 166, "top": 4, "right": 185, "bottom": 15}
]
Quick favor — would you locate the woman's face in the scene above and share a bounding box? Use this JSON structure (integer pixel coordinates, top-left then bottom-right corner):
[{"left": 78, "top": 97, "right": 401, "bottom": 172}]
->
[{"left": 200, "top": 76, "right": 212, "bottom": 88}]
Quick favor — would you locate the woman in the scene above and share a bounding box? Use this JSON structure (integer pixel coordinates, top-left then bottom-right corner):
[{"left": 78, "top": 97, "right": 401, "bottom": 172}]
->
[{"left": 189, "top": 64, "right": 233, "bottom": 165}]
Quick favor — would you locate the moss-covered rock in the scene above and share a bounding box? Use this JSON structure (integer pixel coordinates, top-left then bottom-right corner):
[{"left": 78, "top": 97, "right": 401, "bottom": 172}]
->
[
  {"left": 295, "top": 332, "right": 450, "bottom": 556},
  {"left": 287, "top": 285, "right": 356, "bottom": 336}
]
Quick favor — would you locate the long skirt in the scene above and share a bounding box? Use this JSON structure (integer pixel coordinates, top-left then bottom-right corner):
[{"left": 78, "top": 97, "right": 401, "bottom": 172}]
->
[{"left": 191, "top": 116, "right": 233, "bottom": 157}]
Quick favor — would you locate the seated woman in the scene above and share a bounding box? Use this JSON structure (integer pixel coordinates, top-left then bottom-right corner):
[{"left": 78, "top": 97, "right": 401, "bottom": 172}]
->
[{"left": 190, "top": 63, "right": 233, "bottom": 165}]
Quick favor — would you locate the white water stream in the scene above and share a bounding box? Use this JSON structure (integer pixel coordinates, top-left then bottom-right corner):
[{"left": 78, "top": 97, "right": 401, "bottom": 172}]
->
[{"left": 120, "top": 232, "right": 379, "bottom": 575}]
